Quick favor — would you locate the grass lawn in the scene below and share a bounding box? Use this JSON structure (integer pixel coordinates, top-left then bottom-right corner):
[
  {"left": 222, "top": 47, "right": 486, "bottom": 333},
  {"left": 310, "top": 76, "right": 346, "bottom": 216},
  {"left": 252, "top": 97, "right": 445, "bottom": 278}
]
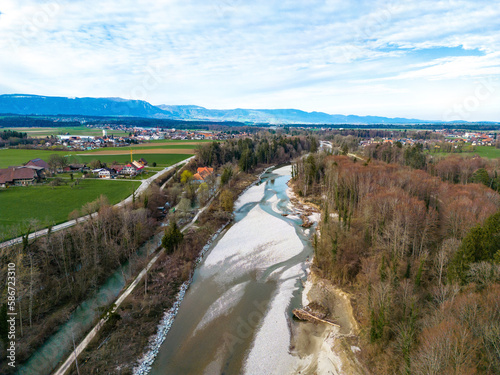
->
[
  {"left": 125, "top": 171, "right": 157, "bottom": 180},
  {"left": 2, "top": 127, "right": 130, "bottom": 138},
  {"left": 0, "top": 179, "right": 141, "bottom": 240},
  {"left": 429, "top": 146, "right": 500, "bottom": 159},
  {"left": 148, "top": 139, "right": 215, "bottom": 143},
  {"left": 0, "top": 149, "right": 77, "bottom": 168},
  {"left": 473, "top": 146, "right": 500, "bottom": 159},
  {"left": 68, "top": 153, "right": 192, "bottom": 167},
  {"left": 0, "top": 148, "right": 193, "bottom": 168},
  {"left": 110, "top": 144, "right": 201, "bottom": 150}
]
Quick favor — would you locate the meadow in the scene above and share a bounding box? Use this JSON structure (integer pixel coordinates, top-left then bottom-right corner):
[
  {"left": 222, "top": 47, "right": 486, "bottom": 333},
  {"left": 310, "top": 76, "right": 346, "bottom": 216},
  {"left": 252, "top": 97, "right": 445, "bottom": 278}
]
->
[
  {"left": 67, "top": 153, "right": 192, "bottom": 166},
  {"left": 0, "top": 147, "right": 194, "bottom": 168},
  {"left": 2, "top": 126, "right": 130, "bottom": 138},
  {"left": 472, "top": 145, "right": 500, "bottom": 158},
  {"left": 429, "top": 145, "right": 500, "bottom": 159},
  {"left": 0, "top": 179, "right": 141, "bottom": 241}
]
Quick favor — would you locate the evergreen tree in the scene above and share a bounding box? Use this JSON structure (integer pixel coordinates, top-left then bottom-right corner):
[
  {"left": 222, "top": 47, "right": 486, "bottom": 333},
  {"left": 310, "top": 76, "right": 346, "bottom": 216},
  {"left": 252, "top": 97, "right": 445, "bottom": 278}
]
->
[{"left": 162, "top": 221, "right": 184, "bottom": 253}]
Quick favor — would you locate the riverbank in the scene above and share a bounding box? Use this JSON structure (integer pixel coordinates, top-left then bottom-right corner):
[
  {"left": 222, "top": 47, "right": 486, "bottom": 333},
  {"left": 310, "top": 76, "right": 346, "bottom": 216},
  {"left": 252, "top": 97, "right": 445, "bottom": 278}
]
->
[
  {"left": 287, "top": 179, "right": 366, "bottom": 374},
  {"left": 66, "top": 168, "right": 269, "bottom": 374}
]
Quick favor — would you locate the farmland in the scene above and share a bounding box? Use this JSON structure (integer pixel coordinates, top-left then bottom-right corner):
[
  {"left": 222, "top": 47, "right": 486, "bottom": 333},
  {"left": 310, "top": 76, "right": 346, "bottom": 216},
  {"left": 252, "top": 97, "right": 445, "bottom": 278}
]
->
[
  {"left": 1, "top": 126, "right": 130, "bottom": 138},
  {"left": 68, "top": 153, "right": 192, "bottom": 166},
  {"left": 0, "top": 179, "right": 141, "bottom": 241},
  {"left": 472, "top": 145, "right": 500, "bottom": 158},
  {"left": 0, "top": 147, "right": 195, "bottom": 168},
  {"left": 429, "top": 145, "right": 500, "bottom": 159}
]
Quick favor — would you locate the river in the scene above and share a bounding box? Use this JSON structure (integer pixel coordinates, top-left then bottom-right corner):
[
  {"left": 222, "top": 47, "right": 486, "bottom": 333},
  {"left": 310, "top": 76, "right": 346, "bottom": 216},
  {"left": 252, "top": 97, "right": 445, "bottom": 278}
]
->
[{"left": 148, "top": 165, "right": 316, "bottom": 375}]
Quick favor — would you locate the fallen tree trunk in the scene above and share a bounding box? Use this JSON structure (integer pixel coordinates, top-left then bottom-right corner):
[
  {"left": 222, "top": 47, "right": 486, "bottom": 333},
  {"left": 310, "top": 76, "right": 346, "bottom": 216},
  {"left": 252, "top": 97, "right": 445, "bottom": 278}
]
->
[{"left": 293, "top": 308, "right": 340, "bottom": 327}]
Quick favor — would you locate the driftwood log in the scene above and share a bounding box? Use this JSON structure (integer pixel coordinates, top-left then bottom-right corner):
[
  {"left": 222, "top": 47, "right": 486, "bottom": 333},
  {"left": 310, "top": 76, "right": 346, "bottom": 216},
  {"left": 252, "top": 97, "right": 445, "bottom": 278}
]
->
[
  {"left": 300, "top": 214, "right": 314, "bottom": 228},
  {"left": 293, "top": 308, "right": 340, "bottom": 327}
]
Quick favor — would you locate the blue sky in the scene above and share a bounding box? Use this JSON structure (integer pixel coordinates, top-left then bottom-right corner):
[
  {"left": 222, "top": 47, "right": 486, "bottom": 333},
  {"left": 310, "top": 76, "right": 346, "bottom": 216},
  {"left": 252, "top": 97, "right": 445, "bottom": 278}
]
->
[{"left": 0, "top": 0, "right": 499, "bottom": 121}]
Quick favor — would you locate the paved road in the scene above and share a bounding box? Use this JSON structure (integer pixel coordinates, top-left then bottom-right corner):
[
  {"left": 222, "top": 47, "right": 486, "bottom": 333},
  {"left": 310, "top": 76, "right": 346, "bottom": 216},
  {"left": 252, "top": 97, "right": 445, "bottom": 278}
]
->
[{"left": 0, "top": 156, "right": 195, "bottom": 250}]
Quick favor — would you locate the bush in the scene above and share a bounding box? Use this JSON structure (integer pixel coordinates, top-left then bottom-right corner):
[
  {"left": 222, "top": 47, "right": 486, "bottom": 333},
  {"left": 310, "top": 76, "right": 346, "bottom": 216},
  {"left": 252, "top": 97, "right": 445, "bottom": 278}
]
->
[{"left": 220, "top": 190, "right": 234, "bottom": 212}]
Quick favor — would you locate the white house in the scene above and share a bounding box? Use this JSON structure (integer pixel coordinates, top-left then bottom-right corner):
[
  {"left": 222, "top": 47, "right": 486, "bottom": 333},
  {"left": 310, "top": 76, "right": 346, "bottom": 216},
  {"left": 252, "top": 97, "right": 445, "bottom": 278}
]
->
[{"left": 98, "top": 169, "right": 111, "bottom": 179}]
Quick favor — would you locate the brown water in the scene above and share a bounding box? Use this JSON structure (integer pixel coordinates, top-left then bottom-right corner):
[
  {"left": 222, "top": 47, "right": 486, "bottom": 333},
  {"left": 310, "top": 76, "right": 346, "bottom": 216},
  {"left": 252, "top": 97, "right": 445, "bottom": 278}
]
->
[{"left": 149, "top": 166, "right": 314, "bottom": 375}]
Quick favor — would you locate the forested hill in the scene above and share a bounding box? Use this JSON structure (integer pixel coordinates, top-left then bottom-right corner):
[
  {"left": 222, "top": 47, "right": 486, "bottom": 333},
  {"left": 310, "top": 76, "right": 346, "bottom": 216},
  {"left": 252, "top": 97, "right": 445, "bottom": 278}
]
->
[
  {"left": 292, "top": 151, "right": 500, "bottom": 374},
  {"left": 0, "top": 94, "right": 438, "bottom": 124}
]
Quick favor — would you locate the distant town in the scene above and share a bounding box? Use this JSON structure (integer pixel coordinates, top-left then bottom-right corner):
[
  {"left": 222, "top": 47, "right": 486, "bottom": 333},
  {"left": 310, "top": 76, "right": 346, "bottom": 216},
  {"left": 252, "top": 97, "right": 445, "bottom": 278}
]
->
[{"left": 37, "top": 126, "right": 250, "bottom": 151}]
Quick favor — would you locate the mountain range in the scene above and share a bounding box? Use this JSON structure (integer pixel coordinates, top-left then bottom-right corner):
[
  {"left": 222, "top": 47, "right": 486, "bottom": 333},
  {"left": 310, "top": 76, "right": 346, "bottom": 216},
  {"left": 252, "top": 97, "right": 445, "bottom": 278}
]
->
[{"left": 0, "top": 94, "right": 437, "bottom": 125}]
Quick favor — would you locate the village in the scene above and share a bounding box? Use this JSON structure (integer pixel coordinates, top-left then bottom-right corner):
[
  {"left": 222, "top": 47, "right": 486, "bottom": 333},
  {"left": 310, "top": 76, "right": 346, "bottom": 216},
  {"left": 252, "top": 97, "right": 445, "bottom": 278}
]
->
[
  {"left": 51, "top": 126, "right": 248, "bottom": 151},
  {"left": 357, "top": 129, "right": 498, "bottom": 148}
]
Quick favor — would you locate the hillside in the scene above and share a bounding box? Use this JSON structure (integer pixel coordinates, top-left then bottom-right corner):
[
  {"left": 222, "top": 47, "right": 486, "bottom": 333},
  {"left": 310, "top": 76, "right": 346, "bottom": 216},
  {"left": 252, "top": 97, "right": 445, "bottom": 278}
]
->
[{"left": 0, "top": 94, "right": 435, "bottom": 124}]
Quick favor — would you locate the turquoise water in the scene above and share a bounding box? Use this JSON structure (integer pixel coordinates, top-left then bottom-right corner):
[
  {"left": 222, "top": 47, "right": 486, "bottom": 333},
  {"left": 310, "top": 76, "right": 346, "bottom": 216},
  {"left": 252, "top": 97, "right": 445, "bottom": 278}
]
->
[{"left": 18, "top": 233, "right": 163, "bottom": 375}]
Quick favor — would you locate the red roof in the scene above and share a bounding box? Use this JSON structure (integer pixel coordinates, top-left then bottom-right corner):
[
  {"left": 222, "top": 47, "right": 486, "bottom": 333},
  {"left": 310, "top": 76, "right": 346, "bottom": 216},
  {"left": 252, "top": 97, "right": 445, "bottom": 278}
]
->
[
  {"left": 0, "top": 167, "right": 37, "bottom": 184},
  {"left": 25, "top": 158, "right": 49, "bottom": 169},
  {"left": 194, "top": 167, "right": 214, "bottom": 181}
]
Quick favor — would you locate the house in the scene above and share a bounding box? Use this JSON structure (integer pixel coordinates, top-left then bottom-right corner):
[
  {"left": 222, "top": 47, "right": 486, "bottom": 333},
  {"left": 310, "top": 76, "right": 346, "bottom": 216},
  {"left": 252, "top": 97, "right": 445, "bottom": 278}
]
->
[
  {"left": 25, "top": 158, "right": 49, "bottom": 170},
  {"left": 193, "top": 167, "right": 214, "bottom": 183},
  {"left": 108, "top": 165, "right": 123, "bottom": 175},
  {"left": 132, "top": 161, "right": 145, "bottom": 172},
  {"left": 0, "top": 166, "right": 42, "bottom": 187},
  {"left": 92, "top": 167, "right": 115, "bottom": 179},
  {"left": 121, "top": 164, "right": 139, "bottom": 176},
  {"left": 98, "top": 168, "right": 113, "bottom": 179},
  {"left": 68, "top": 163, "right": 85, "bottom": 171}
]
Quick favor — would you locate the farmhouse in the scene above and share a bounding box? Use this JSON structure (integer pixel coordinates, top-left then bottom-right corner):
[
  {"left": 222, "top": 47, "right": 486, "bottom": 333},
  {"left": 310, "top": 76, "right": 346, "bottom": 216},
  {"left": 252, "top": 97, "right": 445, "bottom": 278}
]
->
[
  {"left": 0, "top": 166, "right": 43, "bottom": 187},
  {"left": 122, "top": 162, "right": 144, "bottom": 176},
  {"left": 25, "top": 158, "right": 49, "bottom": 170},
  {"left": 108, "top": 165, "right": 123, "bottom": 174}
]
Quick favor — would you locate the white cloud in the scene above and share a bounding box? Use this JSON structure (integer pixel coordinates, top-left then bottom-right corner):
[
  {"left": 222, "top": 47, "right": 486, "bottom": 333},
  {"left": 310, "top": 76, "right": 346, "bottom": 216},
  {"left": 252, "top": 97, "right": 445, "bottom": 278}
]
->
[{"left": 0, "top": 0, "right": 498, "bottom": 120}]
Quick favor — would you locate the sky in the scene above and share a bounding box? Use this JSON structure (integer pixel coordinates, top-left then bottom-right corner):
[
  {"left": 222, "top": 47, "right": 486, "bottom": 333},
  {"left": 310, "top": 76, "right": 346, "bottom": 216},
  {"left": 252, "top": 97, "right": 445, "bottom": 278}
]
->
[{"left": 0, "top": 0, "right": 499, "bottom": 121}]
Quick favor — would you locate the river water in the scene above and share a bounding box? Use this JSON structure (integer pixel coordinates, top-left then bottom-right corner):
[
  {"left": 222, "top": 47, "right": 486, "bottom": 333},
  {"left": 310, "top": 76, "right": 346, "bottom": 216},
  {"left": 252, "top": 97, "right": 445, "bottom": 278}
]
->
[
  {"left": 149, "top": 165, "right": 315, "bottom": 375},
  {"left": 18, "top": 232, "right": 164, "bottom": 375}
]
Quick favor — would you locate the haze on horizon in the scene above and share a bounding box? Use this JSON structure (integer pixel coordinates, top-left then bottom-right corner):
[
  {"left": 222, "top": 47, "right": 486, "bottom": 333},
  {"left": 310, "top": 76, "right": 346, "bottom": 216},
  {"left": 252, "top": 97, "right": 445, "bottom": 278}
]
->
[{"left": 0, "top": 0, "right": 499, "bottom": 122}]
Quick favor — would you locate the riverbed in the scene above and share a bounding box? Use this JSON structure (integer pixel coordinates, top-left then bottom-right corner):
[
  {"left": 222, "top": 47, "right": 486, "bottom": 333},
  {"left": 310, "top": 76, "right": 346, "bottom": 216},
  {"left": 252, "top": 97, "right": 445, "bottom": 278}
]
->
[{"left": 148, "top": 165, "right": 319, "bottom": 374}]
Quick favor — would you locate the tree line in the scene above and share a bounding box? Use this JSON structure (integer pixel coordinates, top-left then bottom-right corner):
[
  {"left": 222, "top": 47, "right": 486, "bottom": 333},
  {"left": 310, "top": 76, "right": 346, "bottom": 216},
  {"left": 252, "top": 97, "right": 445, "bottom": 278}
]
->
[
  {"left": 196, "top": 133, "right": 317, "bottom": 172},
  {"left": 366, "top": 142, "right": 500, "bottom": 191},
  {"left": 293, "top": 153, "right": 500, "bottom": 374},
  {"left": 0, "top": 193, "right": 163, "bottom": 371}
]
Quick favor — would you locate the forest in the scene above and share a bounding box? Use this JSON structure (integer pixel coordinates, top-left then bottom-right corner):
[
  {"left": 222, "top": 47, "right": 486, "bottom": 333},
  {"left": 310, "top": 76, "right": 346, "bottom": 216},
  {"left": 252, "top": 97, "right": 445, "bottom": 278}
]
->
[
  {"left": 0, "top": 195, "right": 160, "bottom": 371},
  {"left": 293, "top": 150, "right": 500, "bottom": 374},
  {"left": 366, "top": 142, "right": 500, "bottom": 191},
  {"left": 0, "top": 129, "right": 36, "bottom": 147}
]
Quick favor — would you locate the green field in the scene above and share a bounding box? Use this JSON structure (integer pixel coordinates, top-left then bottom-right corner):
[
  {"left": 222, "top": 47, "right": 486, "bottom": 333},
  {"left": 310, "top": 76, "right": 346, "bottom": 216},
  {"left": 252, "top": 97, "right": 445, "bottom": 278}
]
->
[
  {"left": 0, "top": 149, "right": 73, "bottom": 167},
  {"left": 68, "top": 153, "right": 192, "bottom": 166},
  {"left": 82, "top": 144, "right": 199, "bottom": 152},
  {"left": 0, "top": 148, "right": 193, "bottom": 168},
  {"left": 0, "top": 179, "right": 141, "bottom": 240},
  {"left": 472, "top": 146, "right": 500, "bottom": 159},
  {"left": 429, "top": 146, "right": 500, "bottom": 159},
  {"left": 148, "top": 139, "right": 215, "bottom": 143},
  {"left": 3, "top": 126, "right": 220, "bottom": 140},
  {"left": 2, "top": 126, "right": 130, "bottom": 138}
]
